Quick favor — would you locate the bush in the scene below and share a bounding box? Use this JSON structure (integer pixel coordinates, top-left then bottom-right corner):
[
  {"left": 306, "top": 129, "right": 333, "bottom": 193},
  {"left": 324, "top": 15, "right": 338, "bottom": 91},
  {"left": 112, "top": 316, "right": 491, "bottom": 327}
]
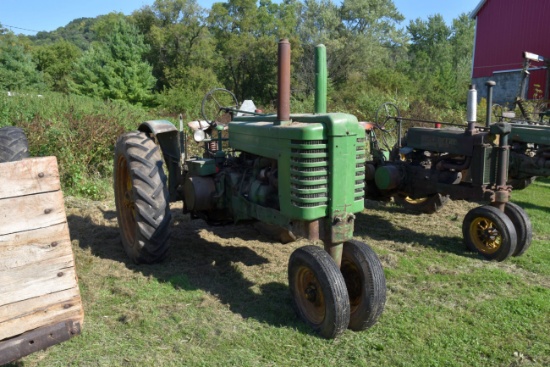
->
[{"left": 1, "top": 92, "right": 154, "bottom": 199}]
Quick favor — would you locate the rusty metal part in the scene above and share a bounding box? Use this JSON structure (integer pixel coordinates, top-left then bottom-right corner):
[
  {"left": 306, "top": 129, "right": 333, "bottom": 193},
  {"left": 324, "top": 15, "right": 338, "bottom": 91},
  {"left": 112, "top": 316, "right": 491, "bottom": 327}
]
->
[
  {"left": 0, "top": 320, "right": 81, "bottom": 365},
  {"left": 324, "top": 242, "right": 343, "bottom": 268},
  {"left": 277, "top": 39, "right": 291, "bottom": 124}
]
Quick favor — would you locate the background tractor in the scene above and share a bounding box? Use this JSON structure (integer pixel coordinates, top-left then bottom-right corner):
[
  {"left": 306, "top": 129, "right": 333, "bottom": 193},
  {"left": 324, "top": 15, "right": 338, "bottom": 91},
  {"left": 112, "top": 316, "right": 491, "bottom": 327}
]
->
[
  {"left": 363, "top": 82, "right": 532, "bottom": 262},
  {"left": 490, "top": 51, "right": 550, "bottom": 190},
  {"left": 113, "top": 41, "right": 386, "bottom": 339}
]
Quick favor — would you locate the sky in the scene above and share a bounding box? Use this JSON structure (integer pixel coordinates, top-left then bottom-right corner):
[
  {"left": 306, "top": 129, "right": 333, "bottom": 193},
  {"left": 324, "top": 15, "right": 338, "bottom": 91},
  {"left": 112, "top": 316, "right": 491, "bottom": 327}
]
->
[{"left": 0, "top": 0, "right": 483, "bottom": 36}]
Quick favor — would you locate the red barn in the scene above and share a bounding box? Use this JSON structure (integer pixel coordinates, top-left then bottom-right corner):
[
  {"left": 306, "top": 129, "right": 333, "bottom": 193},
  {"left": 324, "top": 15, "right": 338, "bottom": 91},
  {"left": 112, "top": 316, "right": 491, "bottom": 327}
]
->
[{"left": 470, "top": 0, "right": 550, "bottom": 104}]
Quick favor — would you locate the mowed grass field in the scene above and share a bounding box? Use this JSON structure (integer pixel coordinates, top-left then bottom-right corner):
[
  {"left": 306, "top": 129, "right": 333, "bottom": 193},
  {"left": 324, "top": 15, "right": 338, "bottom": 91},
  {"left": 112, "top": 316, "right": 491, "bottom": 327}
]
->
[{"left": 10, "top": 179, "right": 550, "bottom": 367}]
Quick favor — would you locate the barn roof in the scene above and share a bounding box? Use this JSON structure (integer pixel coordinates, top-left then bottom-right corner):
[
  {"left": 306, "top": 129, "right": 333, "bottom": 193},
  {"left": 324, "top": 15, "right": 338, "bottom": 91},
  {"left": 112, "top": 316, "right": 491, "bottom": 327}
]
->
[{"left": 470, "top": 0, "right": 487, "bottom": 18}]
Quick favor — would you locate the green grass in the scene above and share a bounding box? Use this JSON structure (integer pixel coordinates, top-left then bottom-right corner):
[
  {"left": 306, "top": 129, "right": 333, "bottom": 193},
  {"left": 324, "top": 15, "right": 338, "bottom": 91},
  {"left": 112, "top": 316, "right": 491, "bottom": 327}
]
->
[{"left": 9, "top": 179, "right": 550, "bottom": 367}]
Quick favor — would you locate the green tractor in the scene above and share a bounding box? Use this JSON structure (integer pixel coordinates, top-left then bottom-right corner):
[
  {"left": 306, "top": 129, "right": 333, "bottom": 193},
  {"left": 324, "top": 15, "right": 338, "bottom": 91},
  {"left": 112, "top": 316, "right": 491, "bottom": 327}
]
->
[
  {"left": 113, "top": 41, "right": 386, "bottom": 339},
  {"left": 364, "top": 81, "right": 532, "bottom": 262},
  {"left": 492, "top": 51, "right": 550, "bottom": 190}
]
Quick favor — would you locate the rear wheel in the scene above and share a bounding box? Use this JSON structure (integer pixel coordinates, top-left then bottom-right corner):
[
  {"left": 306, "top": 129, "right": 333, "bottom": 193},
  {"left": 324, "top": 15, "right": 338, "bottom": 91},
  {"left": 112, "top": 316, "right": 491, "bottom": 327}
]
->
[
  {"left": 504, "top": 202, "right": 532, "bottom": 256},
  {"left": 340, "top": 240, "right": 386, "bottom": 331},
  {"left": 462, "top": 205, "right": 517, "bottom": 261},
  {"left": 394, "top": 193, "right": 449, "bottom": 214},
  {"left": 288, "top": 246, "right": 350, "bottom": 339},
  {"left": 114, "top": 131, "right": 171, "bottom": 264},
  {"left": 507, "top": 177, "right": 536, "bottom": 190},
  {"left": 0, "top": 126, "right": 29, "bottom": 163}
]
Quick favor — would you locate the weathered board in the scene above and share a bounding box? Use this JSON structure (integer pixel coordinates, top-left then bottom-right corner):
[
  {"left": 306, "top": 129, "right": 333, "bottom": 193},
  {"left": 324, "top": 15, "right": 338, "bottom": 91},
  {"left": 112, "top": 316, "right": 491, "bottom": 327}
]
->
[{"left": 0, "top": 157, "right": 83, "bottom": 363}]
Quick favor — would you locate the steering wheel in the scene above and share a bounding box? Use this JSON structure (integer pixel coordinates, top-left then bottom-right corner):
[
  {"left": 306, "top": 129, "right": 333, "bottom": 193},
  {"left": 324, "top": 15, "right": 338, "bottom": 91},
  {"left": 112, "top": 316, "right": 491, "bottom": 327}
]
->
[
  {"left": 201, "top": 88, "right": 239, "bottom": 127},
  {"left": 374, "top": 102, "right": 401, "bottom": 152}
]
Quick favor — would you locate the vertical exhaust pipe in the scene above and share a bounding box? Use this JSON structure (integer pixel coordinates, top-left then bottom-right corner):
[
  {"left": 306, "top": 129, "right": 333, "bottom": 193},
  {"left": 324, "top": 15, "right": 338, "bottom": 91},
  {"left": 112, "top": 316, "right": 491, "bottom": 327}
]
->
[
  {"left": 466, "top": 84, "right": 477, "bottom": 135},
  {"left": 315, "top": 44, "right": 327, "bottom": 114},
  {"left": 485, "top": 80, "right": 496, "bottom": 128},
  {"left": 277, "top": 39, "right": 291, "bottom": 125}
]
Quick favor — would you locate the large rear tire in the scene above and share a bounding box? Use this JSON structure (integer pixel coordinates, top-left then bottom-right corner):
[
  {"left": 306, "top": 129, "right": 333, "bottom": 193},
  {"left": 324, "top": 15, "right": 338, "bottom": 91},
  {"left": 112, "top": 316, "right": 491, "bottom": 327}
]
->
[
  {"left": 462, "top": 205, "right": 517, "bottom": 261},
  {"left": 341, "top": 240, "right": 386, "bottom": 331},
  {"left": 288, "top": 246, "right": 350, "bottom": 339},
  {"left": 114, "top": 131, "right": 171, "bottom": 264},
  {"left": 0, "top": 126, "right": 29, "bottom": 163}
]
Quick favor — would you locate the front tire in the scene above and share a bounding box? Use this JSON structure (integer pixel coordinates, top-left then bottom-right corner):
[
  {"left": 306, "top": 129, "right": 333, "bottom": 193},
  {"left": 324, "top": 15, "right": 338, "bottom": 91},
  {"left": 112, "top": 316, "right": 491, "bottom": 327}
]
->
[
  {"left": 341, "top": 240, "right": 386, "bottom": 331},
  {"left": 462, "top": 205, "right": 517, "bottom": 261},
  {"left": 504, "top": 202, "right": 532, "bottom": 256},
  {"left": 0, "top": 126, "right": 29, "bottom": 163},
  {"left": 288, "top": 246, "right": 350, "bottom": 339},
  {"left": 114, "top": 131, "right": 171, "bottom": 264}
]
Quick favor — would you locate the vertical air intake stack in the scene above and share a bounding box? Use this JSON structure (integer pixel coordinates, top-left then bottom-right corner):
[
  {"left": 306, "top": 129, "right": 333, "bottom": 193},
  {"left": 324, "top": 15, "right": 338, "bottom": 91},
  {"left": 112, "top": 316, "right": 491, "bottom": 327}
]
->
[{"left": 276, "top": 39, "right": 291, "bottom": 125}]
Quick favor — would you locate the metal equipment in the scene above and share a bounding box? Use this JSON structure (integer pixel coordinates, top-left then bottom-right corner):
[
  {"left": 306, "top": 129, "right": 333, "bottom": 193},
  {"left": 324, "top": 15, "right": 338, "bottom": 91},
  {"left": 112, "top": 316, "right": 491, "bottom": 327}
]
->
[
  {"left": 113, "top": 41, "right": 386, "bottom": 339},
  {"left": 364, "top": 82, "right": 532, "bottom": 262}
]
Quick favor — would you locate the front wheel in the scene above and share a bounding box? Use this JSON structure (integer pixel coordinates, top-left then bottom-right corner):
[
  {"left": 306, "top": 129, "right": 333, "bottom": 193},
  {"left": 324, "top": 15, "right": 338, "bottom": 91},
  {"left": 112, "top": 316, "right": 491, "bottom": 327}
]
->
[
  {"left": 462, "top": 205, "right": 517, "bottom": 261},
  {"left": 504, "top": 202, "right": 532, "bottom": 256},
  {"left": 341, "top": 240, "right": 386, "bottom": 331},
  {"left": 288, "top": 246, "right": 350, "bottom": 339},
  {"left": 114, "top": 131, "right": 171, "bottom": 264}
]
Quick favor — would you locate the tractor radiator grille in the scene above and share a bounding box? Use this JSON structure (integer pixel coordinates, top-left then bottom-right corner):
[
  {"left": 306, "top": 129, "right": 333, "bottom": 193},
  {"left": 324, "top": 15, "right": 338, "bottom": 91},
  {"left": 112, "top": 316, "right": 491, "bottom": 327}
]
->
[
  {"left": 290, "top": 139, "right": 329, "bottom": 208},
  {"left": 355, "top": 137, "right": 366, "bottom": 201}
]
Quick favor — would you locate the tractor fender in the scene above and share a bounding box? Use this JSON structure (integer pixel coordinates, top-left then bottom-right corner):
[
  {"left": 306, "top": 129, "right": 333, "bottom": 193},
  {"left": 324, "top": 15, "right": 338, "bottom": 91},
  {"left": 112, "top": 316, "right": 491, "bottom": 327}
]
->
[{"left": 138, "top": 120, "right": 182, "bottom": 202}]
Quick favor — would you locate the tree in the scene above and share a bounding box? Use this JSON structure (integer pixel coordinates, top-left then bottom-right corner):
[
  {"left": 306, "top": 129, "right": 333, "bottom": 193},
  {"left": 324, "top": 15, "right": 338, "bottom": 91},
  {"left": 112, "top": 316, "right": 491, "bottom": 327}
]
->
[
  {"left": 132, "top": 0, "right": 217, "bottom": 92},
  {"left": 33, "top": 40, "right": 81, "bottom": 93},
  {"left": 69, "top": 14, "right": 156, "bottom": 104},
  {"left": 406, "top": 13, "right": 474, "bottom": 108},
  {"left": 208, "top": 0, "right": 301, "bottom": 103},
  {"left": 0, "top": 31, "right": 45, "bottom": 91}
]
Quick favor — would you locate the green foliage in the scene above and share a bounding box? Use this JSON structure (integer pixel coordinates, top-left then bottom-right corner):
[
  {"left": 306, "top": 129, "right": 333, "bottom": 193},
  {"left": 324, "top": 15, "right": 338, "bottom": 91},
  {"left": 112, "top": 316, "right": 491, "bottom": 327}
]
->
[
  {"left": 32, "top": 40, "right": 81, "bottom": 93},
  {"left": 30, "top": 17, "right": 99, "bottom": 50},
  {"left": 405, "top": 13, "right": 474, "bottom": 110},
  {"left": 0, "top": 92, "right": 153, "bottom": 199},
  {"left": 69, "top": 14, "right": 156, "bottom": 104},
  {"left": 0, "top": 32, "right": 45, "bottom": 91}
]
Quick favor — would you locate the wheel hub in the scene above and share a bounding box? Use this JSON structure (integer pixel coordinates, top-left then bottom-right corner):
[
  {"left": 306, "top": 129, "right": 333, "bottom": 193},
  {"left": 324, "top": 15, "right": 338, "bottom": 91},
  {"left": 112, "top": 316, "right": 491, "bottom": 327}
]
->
[{"left": 471, "top": 217, "right": 501, "bottom": 254}]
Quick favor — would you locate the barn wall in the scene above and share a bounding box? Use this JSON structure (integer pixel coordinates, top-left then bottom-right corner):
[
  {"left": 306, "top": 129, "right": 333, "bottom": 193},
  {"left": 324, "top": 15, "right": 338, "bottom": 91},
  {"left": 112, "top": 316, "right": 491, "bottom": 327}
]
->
[{"left": 471, "top": 0, "right": 550, "bottom": 104}]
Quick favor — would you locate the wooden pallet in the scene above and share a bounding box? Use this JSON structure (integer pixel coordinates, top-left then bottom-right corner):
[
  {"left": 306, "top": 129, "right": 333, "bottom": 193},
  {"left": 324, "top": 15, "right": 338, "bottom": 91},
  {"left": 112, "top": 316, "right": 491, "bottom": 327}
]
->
[{"left": 0, "top": 157, "right": 83, "bottom": 364}]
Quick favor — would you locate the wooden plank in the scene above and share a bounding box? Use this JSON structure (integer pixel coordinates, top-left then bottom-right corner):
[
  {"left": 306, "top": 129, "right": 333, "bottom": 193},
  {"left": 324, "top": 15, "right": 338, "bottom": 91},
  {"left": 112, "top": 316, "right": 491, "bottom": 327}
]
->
[
  {"left": 0, "top": 223, "right": 72, "bottom": 270},
  {"left": 0, "top": 156, "right": 84, "bottom": 343},
  {"left": 0, "top": 290, "right": 83, "bottom": 341},
  {"left": 0, "top": 190, "right": 66, "bottom": 236},
  {"left": 1, "top": 254, "right": 79, "bottom": 306},
  {"left": 0, "top": 157, "right": 60, "bottom": 200}
]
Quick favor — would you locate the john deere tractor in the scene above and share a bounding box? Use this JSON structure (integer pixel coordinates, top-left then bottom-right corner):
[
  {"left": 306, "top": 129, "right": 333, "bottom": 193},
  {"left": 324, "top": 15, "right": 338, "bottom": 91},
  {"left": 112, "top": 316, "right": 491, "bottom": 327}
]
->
[
  {"left": 113, "top": 41, "right": 386, "bottom": 339},
  {"left": 364, "top": 82, "right": 532, "bottom": 262}
]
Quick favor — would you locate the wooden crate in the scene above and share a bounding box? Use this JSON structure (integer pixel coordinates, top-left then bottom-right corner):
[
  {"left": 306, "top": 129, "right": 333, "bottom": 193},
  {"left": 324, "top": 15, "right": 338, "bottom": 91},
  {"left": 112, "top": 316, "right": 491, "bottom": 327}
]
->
[{"left": 0, "top": 157, "right": 83, "bottom": 364}]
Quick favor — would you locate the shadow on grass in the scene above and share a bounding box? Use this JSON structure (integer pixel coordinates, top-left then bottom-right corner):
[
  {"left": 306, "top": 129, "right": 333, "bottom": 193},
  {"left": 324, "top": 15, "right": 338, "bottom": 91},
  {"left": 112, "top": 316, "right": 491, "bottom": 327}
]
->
[
  {"left": 356, "top": 200, "right": 477, "bottom": 259},
  {"left": 510, "top": 200, "right": 550, "bottom": 214},
  {"left": 66, "top": 208, "right": 311, "bottom": 336}
]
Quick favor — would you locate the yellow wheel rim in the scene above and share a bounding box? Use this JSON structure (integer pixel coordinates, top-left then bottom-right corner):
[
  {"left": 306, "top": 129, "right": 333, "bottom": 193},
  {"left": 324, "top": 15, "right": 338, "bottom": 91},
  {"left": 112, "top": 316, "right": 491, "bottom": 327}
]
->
[
  {"left": 403, "top": 196, "right": 429, "bottom": 205},
  {"left": 469, "top": 216, "right": 502, "bottom": 255},
  {"left": 294, "top": 266, "right": 326, "bottom": 325}
]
